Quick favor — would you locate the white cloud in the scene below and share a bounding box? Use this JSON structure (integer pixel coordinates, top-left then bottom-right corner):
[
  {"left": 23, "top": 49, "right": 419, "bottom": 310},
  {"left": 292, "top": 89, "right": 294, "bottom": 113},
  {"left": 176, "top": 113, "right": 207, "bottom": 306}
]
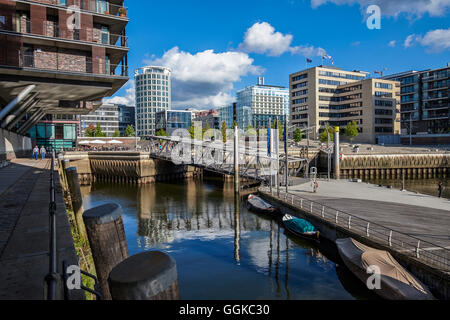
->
[
  {"left": 388, "top": 40, "right": 396, "bottom": 47},
  {"left": 239, "top": 22, "right": 328, "bottom": 58},
  {"left": 238, "top": 22, "right": 293, "bottom": 56},
  {"left": 103, "top": 80, "right": 135, "bottom": 106},
  {"left": 310, "top": 0, "right": 450, "bottom": 18},
  {"left": 144, "top": 47, "right": 263, "bottom": 109},
  {"left": 416, "top": 28, "right": 450, "bottom": 52},
  {"left": 404, "top": 34, "right": 416, "bottom": 48}
]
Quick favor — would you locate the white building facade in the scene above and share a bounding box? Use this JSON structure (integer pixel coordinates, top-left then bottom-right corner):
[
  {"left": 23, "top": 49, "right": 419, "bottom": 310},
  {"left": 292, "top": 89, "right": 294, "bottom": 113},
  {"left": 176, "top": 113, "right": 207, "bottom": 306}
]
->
[{"left": 135, "top": 66, "right": 172, "bottom": 136}]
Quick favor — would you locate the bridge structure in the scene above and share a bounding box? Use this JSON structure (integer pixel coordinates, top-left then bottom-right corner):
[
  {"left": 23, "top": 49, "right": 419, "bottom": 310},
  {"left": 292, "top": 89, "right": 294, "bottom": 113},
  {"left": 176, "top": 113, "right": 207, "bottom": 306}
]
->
[{"left": 145, "top": 130, "right": 309, "bottom": 192}]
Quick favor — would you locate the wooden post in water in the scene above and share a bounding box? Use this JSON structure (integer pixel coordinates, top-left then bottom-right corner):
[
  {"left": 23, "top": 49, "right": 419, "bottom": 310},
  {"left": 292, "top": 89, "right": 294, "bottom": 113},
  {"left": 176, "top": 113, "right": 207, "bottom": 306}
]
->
[
  {"left": 108, "top": 251, "right": 179, "bottom": 300},
  {"left": 65, "top": 166, "right": 87, "bottom": 239},
  {"left": 234, "top": 125, "right": 240, "bottom": 194},
  {"left": 83, "top": 203, "right": 129, "bottom": 300},
  {"left": 60, "top": 159, "right": 70, "bottom": 192}
]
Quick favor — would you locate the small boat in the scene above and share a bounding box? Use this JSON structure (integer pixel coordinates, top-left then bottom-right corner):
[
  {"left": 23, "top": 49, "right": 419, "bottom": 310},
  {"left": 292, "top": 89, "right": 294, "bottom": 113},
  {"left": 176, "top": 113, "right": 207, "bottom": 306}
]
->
[
  {"left": 247, "top": 195, "right": 277, "bottom": 214},
  {"left": 282, "top": 215, "right": 320, "bottom": 241},
  {"left": 336, "top": 238, "right": 434, "bottom": 300}
]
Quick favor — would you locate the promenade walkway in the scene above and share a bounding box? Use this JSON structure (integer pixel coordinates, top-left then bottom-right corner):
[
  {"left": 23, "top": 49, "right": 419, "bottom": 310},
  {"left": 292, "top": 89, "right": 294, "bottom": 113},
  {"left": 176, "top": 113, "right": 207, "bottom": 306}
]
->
[
  {"left": 0, "top": 158, "right": 83, "bottom": 300},
  {"left": 285, "top": 180, "right": 450, "bottom": 249}
]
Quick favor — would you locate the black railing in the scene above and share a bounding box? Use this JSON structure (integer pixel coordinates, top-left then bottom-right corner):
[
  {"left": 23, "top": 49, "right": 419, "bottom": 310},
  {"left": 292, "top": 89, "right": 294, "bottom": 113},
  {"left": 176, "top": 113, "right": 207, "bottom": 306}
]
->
[{"left": 45, "top": 150, "right": 58, "bottom": 300}]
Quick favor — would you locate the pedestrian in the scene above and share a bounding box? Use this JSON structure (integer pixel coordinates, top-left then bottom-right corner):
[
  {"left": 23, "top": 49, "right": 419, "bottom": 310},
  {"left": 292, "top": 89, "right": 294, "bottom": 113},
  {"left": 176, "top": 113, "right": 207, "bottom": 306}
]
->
[
  {"left": 40, "top": 146, "right": 46, "bottom": 160},
  {"left": 438, "top": 182, "right": 444, "bottom": 198},
  {"left": 32, "top": 145, "right": 39, "bottom": 160}
]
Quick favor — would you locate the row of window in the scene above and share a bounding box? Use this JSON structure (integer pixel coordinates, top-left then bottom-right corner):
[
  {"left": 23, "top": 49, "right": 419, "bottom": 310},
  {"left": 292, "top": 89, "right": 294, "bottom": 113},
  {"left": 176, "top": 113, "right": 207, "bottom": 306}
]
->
[{"left": 319, "top": 70, "right": 365, "bottom": 81}]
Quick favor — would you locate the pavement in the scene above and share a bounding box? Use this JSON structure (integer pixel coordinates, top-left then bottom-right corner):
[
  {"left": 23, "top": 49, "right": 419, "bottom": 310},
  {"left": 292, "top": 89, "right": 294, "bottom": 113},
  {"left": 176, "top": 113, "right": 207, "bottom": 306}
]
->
[
  {"left": 0, "top": 158, "right": 83, "bottom": 300},
  {"left": 287, "top": 180, "right": 450, "bottom": 248}
]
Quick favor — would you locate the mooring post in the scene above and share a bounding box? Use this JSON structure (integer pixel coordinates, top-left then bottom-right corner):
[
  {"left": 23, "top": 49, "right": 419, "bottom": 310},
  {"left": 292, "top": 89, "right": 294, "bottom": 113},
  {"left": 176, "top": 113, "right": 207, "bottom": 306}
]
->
[
  {"left": 108, "top": 251, "right": 179, "bottom": 300},
  {"left": 234, "top": 125, "right": 240, "bottom": 194},
  {"left": 334, "top": 127, "right": 340, "bottom": 180},
  {"left": 65, "top": 166, "right": 87, "bottom": 239},
  {"left": 61, "top": 159, "right": 70, "bottom": 191},
  {"left": 83, "top": 203, "right": 129, "bottom": 300}
]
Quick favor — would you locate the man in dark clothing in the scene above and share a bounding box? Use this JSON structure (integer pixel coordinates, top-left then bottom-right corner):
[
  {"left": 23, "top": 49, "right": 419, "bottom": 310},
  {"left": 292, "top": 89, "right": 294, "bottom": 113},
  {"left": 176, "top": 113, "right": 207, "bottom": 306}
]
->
[{"left": 438, "top": 182, "right": 444, "bottom": 198}]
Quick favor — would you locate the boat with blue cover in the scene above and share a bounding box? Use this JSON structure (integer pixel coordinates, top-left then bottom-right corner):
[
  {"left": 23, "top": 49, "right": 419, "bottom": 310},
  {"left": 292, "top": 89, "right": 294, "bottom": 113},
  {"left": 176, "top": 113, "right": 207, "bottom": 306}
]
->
[{"left": 282, "top": 215, "right": 320, "bottom": 241}]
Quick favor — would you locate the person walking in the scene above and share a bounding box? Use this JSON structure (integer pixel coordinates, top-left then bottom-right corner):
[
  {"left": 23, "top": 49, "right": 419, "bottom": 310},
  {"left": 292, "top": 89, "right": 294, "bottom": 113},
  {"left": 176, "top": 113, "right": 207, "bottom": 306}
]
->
[
  {"left": 32, "top": 145, "right": 39, "bottom": 160},
  {"left": 40, "top": 146, "right": 46, "bottom": 160},
  {"left": 438, "top": 182, "right": 444, "bottom": 198}
]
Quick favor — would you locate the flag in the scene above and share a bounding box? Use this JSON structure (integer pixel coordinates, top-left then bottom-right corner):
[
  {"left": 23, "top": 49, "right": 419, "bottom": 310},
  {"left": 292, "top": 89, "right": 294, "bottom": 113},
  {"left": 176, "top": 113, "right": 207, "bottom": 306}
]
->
[
  {"left": 324, "top": 54, "right": 331, "bottom": 60},
  {"left": 306, "top": 58, "right": 313, "bottom": 63},
  {"left": 374, "top": 71, "right": 380, "bottom": 74}
]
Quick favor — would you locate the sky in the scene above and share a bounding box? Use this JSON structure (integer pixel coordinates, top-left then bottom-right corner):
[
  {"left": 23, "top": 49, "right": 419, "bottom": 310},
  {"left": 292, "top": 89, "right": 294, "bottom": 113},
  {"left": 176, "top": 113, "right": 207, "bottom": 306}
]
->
[{"left": 105, "top": 0, "right": 450, "bottom": 110}]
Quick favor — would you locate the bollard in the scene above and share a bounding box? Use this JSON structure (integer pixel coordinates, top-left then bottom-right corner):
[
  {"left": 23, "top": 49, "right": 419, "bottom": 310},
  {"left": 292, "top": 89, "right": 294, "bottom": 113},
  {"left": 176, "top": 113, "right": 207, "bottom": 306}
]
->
[
  {"left": 83, "top": 203, "right": 129, "bottom": 300},
  {"left": 108, "top": 251, "right": 179, "bottom": 300},
  {"left": 61, "top": 159, "right": 70, "bottom": 191},
  {"left": 65, "top": 166, "right": 87, "bottom": 239}
]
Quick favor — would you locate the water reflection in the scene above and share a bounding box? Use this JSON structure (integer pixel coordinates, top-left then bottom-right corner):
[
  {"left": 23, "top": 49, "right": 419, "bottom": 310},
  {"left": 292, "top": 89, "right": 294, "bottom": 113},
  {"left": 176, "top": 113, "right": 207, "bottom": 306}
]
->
[{"left": 82, "top": 178, "right": 378, "bottom": 300}]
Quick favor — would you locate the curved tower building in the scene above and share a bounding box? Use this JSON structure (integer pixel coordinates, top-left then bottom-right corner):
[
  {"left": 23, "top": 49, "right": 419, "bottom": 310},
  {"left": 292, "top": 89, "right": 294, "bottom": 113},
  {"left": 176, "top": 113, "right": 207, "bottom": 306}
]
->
[{"left": 135, "top": 66, "right": 172, "bottom": 136}]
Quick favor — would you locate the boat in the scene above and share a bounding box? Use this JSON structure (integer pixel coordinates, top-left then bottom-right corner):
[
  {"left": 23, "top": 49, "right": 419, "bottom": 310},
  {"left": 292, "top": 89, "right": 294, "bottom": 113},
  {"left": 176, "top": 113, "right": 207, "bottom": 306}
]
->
[
  {"left": 336, "top": 238, "right": 434, "bottom": 300},
  {"left": 247, "top": 195, "right": 278, "bottom": 214},
  {"left": 282, "top": 215, "right": 320, "bottom": 241}
]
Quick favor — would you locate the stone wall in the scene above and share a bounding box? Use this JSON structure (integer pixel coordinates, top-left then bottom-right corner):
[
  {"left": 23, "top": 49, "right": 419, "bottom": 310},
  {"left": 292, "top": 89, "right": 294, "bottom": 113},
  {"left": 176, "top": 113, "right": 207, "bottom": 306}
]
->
[{"left": 0, "top": 128, "right": 32, "bottom": 160}]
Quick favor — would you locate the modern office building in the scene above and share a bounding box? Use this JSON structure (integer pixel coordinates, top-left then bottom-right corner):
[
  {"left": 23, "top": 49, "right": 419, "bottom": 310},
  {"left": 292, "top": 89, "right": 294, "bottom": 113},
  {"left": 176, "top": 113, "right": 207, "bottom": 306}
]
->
[
  {"left": 79, "top": 103, "right": 135, "bottom": 137},
  {"left": 155, "top": 110, "right": 192, "bottom": 135},
  {"left": 236, "top": 77, "right": 289, "bottom": 130},
  {"left": 218, "top": 104, "right": 235, "bottom": 129},
  {"left": 194, "top": 109, "right": 220, "bottom": 129},
  {"left": 135, "top": 66, "right": 171, "bottom": 136},
  {"left": 0, "top": 0, "right": 129, "bottom": 154},
  {"left": 289, "top": 66, "right": 401, "bottom": 144},
  {"left": 383, "top": 65, "right": 449, "bottom": 145}
]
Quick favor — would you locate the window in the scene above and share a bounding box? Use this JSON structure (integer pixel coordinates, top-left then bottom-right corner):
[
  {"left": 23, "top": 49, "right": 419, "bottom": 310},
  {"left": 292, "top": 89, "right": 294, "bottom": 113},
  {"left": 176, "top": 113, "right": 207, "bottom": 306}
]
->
[{"left": 375, "top": 82, "right": 393, "bottom": 89}]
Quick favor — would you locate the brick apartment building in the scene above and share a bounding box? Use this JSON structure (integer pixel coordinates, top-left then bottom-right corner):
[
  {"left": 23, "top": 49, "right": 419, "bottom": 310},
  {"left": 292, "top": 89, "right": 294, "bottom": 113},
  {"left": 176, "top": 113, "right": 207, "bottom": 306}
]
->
[{"left": 0, "top": 0, "right": 129, "bottom": 152}]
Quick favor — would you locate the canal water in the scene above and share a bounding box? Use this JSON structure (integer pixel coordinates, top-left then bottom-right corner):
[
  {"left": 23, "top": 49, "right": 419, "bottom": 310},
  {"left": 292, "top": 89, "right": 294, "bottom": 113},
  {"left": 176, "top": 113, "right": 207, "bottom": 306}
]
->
[{"left": 81, "top": 178, "right": 379, "bottom": 300}]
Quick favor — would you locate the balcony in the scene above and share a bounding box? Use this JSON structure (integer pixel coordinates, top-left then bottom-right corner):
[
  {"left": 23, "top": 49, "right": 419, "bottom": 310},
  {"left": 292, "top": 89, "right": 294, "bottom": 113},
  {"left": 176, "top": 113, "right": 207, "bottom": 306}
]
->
[
  {"left": 18, "top": 51, "right": 128, "bottom": 77},
  {"left": 0, "top": 19, "right": 128, "bottom": 48},
  {"left": 17, "top": 0, "right": 129, "bottom": 19}
]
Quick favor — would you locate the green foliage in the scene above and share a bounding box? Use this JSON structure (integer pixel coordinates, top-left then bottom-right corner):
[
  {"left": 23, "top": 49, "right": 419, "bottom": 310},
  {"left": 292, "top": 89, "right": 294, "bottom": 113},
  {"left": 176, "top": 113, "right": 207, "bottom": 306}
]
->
[
  {"left": 271, "top": 120, "right": 284, "bottom": 140},
  {"left": 95, "top": 123, "right": 106, "bottom": 137},
  {"left": 155, "top": 129, "right": 168, "bottom": 137},
  {"left": 293, "top": 128, "right": 303, "bottom": 143},
  {"left": 247, "top": 124, "right": 256, "bottom": 136},
  {"left": 85, "top": 123, "right": 96, "bottom": 137},
  {"left": 221, "top": 121, "right": 228, "bottom": 143},
  {"left": 232, "top": 121, "right": 238, "bottom": 129},
  {"left": 113, "top": 129, "right": 121, "bottom": 137},
  {"left": 345, "top": 121, "right": 359, "bottom": 142},
  {"left": 319, "top": 124, "right": 335, "bottom": 143},
  {"left": 125, "top": 125, "right": 135, "bottom": 137}
]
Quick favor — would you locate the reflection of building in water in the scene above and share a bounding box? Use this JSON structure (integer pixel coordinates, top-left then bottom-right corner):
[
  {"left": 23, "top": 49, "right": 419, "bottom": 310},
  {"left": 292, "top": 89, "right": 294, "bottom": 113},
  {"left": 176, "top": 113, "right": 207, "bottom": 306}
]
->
[
  {"left": 234, "top": 196, "right": 241, "bottom": 263},
  {"left": 305, "top": 248, "right": 334, "bottom": 272}
]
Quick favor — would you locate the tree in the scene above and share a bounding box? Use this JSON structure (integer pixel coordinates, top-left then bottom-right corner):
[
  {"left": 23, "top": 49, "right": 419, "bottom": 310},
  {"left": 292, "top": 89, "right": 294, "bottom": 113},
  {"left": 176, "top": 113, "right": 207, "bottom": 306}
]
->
[
  {"left": 188, "top": 125, "right": 195, "bottom": 139},
  {"left": 345, "top": 121, "right": 359, "bottom": 142},
  {"left": 293, "top": 128, "right": 303, "bottom": 143},
  {"left": 221, "top": 121, "right": 228, "bottom": 143},
  {"left": 113, "top": 129, "right": 121, "bottom": 137},
  {"left": 125, "top": 125, "right": 135, "bottom": 137},
  {"left": 85, "top": 123, "right": 96, "bottom": 137},
  {"left": 247, "top": 124, "right": 256, "bottom": 136},
  {"left": 95, "top": 123, "right": 106, "bottom": 137},
  {"left": 232, "top": 121, "right": 238, "bottom": 129},
  {"left": 319, "top": 124, "right": 335, "bottom": 143},
  {"left": 155, "top": 129, "right": 168, "bottom": 137}
]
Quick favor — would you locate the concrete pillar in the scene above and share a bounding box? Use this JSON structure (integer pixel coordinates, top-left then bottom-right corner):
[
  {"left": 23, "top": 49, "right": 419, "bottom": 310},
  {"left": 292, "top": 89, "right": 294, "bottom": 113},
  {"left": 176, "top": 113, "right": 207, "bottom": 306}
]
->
[
  {"left": 108, "top": 251, "right": 179, "bottom": 300},
  {"left": 333, "top": 127, "right": 340, "bottom": 180},
  {"left": 83, "top": 203, "right": 129, "bottom": 300}
]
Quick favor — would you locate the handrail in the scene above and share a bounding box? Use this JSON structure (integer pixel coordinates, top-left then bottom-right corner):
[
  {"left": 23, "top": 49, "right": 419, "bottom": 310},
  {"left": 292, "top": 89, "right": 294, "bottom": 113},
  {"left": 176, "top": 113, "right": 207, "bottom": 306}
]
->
[
  {"left": 260, "top": 184, "right": 450, "bottom": 271},
  {"left": 45, "top": 150, "right": 58, "bottom": 300}
]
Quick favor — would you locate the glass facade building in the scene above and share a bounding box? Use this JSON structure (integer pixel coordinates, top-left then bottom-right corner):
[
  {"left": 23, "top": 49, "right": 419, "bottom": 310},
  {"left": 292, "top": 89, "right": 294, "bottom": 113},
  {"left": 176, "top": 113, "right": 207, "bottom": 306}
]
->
[
  {"left": 135, "top": 66, "right": 172, "bottom": 136},
  {"left": 155, "top": 110, "right": 192, "bottom": 135},
  {"left": 28, "top": 115, "right": 78, "bottom": 151},
  {"left": 80, "top": 104, "right": 135, "bottom": 137},
  {"left": 236, "top": 79, "right": 289, "bottom": 129}
]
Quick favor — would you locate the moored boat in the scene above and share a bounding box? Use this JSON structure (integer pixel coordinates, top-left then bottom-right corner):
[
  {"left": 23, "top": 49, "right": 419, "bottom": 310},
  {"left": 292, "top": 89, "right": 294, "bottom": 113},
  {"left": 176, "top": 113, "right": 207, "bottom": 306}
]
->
[
  {"left": 247, "top": 195, "right": 278, "bottom": 214},
  {"left": 336, "top": 238, "right": 434, "bottom": 300},
  {"left": 282, "top": 215, "right": 320, "bottom": 241}
]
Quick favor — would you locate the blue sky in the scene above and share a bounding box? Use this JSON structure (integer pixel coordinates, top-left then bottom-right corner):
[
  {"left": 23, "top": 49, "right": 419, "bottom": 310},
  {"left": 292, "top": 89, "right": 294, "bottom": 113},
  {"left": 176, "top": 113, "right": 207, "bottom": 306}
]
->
[{"left": 106, "top": 0, "right": 450, "bottom": 109}]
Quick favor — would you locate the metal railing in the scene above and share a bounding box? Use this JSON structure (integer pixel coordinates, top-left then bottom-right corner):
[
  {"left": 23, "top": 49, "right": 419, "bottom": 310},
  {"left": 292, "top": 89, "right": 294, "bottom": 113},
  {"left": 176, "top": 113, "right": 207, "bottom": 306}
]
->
[
  {"left": 19, "top": 52, "right": 128, "bottom": 77},
  {"left": 45, "top": 151, "right": 58, "bottom": 300},
  {"left": 260, "top": 184, "right": 450, "bottom": 272},
  {"left": 1, "top": 19, "right": 128, "bottom": 48}
]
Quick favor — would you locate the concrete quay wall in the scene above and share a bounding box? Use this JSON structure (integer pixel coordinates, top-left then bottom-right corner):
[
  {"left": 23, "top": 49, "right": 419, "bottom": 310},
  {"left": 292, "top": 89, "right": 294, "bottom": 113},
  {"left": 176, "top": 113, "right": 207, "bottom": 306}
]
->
[
  {"left": 62, "top": 152, "right": 201, "bottom": 185},
  {"left": 0, "top": 128, "right": 32, "bottom": 161}
]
